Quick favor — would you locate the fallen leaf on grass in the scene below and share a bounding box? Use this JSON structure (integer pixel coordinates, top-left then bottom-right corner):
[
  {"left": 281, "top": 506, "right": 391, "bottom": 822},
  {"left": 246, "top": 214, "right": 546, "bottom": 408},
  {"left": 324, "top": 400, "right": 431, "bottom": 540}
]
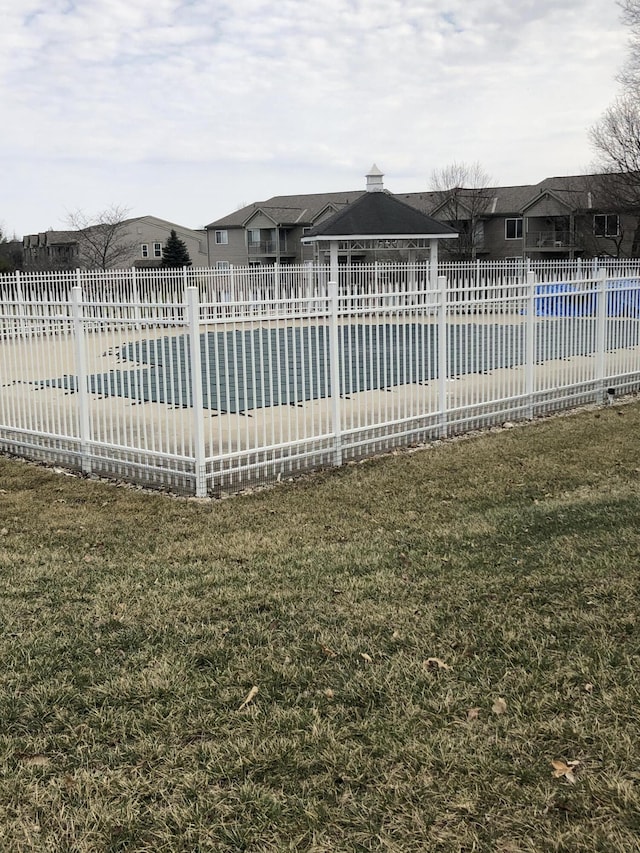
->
[
  {"left": 492, "top": 697, "right": 507, "bottom": 715},
  {"left": 324, "top": 688, "right": 335, "bottom": 700},
  {"left": 584, "top": 683, "right": 594, "bottom": 694},
  {"left": 16, "top": 753, "right": 50, "bottom": 767},
  {"left": 467, "top": 707, "right": 480, "bottom": 721},
  {"left": 424, "top": 657, "right": 451, "bottom": 671},
  {"left": 360, "top": 652, "right": 373, "bottom": 663},
  {"left": 551, "top": 759, "right": 580, "bottom": 783},
  {"left": 238, "top": 686, "right": 259, "bottom": 710},
  {"left": 320, "top": 644, "right": 337, "bottom": 658}
]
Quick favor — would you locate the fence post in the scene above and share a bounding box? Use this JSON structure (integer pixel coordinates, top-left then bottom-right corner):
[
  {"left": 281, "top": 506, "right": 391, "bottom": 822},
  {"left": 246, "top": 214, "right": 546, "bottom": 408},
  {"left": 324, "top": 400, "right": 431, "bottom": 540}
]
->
[
  {"left": 595, "top": 267, "right": 608, "bottom": 400},
  {"left": 71, "top": 283, "right": 91, "bottom": 474},
  {"left": 14, "top": 269, "right": 27, "bottom": 338},
  {"left": 131, "top": 266, "right": 141, "bottom": 328},
  {"left": 186, "top": 286, "right": 207, "bottom": 497},
  {"left": 274, "top": 261, "right": 281, "bottom": 305},
  {"left": 525, "top": 271, "right": 536, "bottom": 418},
  {"left": 328, "top": 281, "right": 343, "bottom": 467},
  {"left": 437, "top": 274, "right": 448, "bottom": 438}
]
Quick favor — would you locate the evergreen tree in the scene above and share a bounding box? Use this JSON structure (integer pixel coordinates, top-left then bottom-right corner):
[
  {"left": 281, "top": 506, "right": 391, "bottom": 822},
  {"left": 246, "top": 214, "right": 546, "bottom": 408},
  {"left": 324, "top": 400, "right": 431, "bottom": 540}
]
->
[
  {"left": 0, "top": 227, "right": 22, "bottom": 272},
  {"left": 161, "top": 230, "right": 192, "bottom": 268}
]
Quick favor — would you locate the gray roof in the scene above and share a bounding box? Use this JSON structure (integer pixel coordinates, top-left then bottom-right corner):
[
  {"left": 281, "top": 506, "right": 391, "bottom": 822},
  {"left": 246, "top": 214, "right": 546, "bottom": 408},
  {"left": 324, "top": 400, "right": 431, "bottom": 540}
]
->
[
  {"left": 397, "top": 184, "right": 538, "bottom": 217},
  {"left": 23, "top": 230, "right": 78, "bottom": 246},
  {"left": 305, "top": 191, "right": 458, "bottom": 239},
  {"left": 525, "top": 173, "right": 637, "bottom": 211},
  {"left": 206, "top": 191, "right": 365, "bottom": 229},
  {"left": 206, "top": 172, "right": 635, "bottom": 232}
]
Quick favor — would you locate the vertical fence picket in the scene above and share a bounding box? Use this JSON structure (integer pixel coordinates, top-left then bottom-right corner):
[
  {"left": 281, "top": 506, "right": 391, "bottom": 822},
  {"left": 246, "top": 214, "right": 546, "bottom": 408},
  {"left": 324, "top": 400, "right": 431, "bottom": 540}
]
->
[
  {"left": 328, "top": 281, "right": 343, "bottom": 467},
  {"left": 14, "top": 269, "right": 27, "bottom": 338},
  {"left": 186, "top": 286, "right": 206, "bottom": 497},
  {"left": 595, "top": 268, "right": 608, "bottom": 400},
  {"left": 131, "top": 266, "right": 141, "bottom": 328},
  {"left": 525, "top": 271, "right": 536, "bottom": 418},
  {"left": 71, "top": 284, "right": 91, "bottom": 473},
  {"left": 437, "top": 274, "right": 448, "bottom": 438}
]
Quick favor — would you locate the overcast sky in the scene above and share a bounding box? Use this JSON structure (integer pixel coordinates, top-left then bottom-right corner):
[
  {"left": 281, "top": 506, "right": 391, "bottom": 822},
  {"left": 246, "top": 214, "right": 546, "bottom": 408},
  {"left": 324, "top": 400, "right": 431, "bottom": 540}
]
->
[{"left": 0, "top": 0, "right": 628, "bottom": 238}]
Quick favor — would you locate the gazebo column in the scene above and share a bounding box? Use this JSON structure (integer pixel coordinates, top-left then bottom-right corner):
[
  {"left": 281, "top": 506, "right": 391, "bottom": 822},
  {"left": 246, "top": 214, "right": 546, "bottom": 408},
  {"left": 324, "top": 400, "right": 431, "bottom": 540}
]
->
[
  {"left": 408, "top": 246, "right": 416, "bottom": 297},
  {"left": 429, "top": 238, "right": 439, "bottom": 290},
  {"left": 329, "top": 240, "right": 339, "bottom": 290}
]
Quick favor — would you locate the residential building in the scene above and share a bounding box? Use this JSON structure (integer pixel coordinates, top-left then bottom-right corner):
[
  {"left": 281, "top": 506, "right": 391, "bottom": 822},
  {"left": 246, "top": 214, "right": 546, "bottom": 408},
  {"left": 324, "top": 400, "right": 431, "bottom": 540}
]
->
[
  {"left": 205, "top": 191, "right": 366, "bottom": 270},
  {"left": 23, "top": 216, "right": 208, "bottom": 270},
  {"left": 206, "top": 170, "right": 640, "bottom": 266}
]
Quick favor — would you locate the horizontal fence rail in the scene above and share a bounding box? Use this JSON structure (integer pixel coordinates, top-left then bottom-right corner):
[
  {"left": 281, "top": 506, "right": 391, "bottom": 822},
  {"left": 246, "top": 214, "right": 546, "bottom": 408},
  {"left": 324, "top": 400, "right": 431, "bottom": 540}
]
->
[{"left": 1, "top": 263, "right": 640, "bottom": 495}]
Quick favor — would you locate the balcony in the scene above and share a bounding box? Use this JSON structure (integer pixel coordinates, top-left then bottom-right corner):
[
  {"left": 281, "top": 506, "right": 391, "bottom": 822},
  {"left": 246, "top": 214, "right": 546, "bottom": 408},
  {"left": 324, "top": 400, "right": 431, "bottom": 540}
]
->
[
  {"left": 248, "top": 238, "right": 291, "bottom": 256},
  {"left": 248, "top": 240, "right": 276, "bottom": 255},
  {"left": 525, "top": 230, "right": 575, "bottom": 250}
]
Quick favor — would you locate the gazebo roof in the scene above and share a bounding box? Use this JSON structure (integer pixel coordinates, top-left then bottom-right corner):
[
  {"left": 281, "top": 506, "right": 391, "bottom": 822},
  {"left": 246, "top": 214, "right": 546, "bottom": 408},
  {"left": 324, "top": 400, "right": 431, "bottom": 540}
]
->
[{"left": 302, "top": 190, "right": 458, "bottom": 242}]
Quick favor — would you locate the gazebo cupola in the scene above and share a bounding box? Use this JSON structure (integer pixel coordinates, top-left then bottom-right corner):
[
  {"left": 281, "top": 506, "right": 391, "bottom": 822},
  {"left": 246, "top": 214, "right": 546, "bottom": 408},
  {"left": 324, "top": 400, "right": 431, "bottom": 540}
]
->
[{"left": 365, "top": 163, "right": 385, "bottom": 193}]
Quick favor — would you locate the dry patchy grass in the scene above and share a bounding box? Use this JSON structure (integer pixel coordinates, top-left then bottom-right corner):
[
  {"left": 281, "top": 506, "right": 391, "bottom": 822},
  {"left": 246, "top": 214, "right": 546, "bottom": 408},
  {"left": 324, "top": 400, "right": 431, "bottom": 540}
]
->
[{"left": 0, "top": 404, "right": 639, "bottom": 851}]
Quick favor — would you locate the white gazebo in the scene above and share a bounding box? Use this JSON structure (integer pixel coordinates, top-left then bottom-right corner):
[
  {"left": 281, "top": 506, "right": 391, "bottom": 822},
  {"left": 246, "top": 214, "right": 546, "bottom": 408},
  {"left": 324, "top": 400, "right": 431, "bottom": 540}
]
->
[{"left": 301, "top": 165, "right": 458, "bottom": 288}]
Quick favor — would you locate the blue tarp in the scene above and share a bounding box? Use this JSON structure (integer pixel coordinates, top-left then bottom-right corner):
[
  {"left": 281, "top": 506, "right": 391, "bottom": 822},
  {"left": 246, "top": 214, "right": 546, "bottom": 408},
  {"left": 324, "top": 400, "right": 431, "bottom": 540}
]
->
[{"left": 535, "top": 279, "right": 640, "bottom": 317}]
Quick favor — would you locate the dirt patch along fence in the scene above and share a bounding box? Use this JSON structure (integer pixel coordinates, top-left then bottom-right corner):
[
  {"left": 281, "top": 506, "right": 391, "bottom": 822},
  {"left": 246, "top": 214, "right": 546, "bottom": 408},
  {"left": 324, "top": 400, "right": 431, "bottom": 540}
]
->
[{"left": 1, "top": 267, "right": 639, "bottom": 495}]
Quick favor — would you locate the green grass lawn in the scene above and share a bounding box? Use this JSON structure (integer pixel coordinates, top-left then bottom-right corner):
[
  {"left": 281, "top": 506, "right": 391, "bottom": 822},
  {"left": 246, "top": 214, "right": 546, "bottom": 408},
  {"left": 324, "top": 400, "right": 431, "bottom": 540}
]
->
[{"left": 1, "top": 403, "right": 639, "bottom": 852}]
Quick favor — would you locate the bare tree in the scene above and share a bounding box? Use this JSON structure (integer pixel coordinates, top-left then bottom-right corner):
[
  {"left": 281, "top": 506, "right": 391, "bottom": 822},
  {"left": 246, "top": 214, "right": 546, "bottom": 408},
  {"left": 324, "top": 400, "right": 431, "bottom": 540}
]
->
[
  {"left": 588, "top": 1, "right": 640, "bottom": 253},
  {"left": 429, "top": 162, "right": 494, "bottom": 260},
  {"left": 590, "top": 95, "right": 640, "bottom": 184},
  {"left": 66, "top": 204, "right": 136, "bottom": 269},
  {"left": 568, "top": 179, "right": 630, "bottom": 257},
  {"left": 617, "top": 0, "right": 640, "bottom": 88}
]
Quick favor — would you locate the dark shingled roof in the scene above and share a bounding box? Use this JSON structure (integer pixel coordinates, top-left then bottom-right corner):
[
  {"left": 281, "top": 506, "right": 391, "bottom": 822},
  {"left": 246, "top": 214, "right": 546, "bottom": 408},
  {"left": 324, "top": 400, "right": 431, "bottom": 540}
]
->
[
  {"left": 304, "top": 191, "right": 458, "bottom": 239},
  {"left": 206, "top": 191, "right": 365, "bottom": 229}
]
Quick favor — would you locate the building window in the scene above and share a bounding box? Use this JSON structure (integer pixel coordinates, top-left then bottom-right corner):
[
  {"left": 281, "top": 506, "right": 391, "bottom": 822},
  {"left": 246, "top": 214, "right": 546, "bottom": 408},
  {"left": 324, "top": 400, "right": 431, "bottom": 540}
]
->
[
  {"left": 215, "top": 230, "right": 228, "bottom": 244},
  {"left": 141, "top": 243, "right": 149, "bottom": 258},
  {"left": 215, "top": 261, "right": 230, "bottom": 270},
  {"left": 153, "top": 242, "right": 162, "bottom": 258},
  {"left": 594, "top": 214, "right": 620, "bottom": 237},
  {"left": 247, "top": 229, "right": 260, "bottom": 244},
  {"left": 505, "top": 218, "right": 523, "bottom": 240}
]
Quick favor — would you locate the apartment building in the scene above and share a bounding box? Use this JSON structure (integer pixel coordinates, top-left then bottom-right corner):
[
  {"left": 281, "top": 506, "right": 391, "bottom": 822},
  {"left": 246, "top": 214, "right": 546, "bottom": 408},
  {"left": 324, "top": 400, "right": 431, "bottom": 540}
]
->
[
  {"left": 206, "top": 170, "right": 638, "bottom": 266},
  {"left": 23, "top": 216, "right": 208, "bottom": 270}
]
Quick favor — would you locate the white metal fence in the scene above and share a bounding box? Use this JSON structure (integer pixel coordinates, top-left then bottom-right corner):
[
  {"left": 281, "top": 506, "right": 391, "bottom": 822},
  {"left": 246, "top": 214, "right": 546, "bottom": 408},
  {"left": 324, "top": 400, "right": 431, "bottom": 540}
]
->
[
  {"left": 5, "top": 258, "right": 640, "bottom": 306},
  {"left": 1, "top": 263, "right": 640, "bottom": 495}
]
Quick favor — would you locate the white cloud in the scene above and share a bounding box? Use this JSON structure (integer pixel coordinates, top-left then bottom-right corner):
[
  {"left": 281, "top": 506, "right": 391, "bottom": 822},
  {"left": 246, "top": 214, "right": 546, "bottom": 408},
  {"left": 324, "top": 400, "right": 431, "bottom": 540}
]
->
[{"left": 0, "top": 0, "right": 628, "bottom": 235}]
